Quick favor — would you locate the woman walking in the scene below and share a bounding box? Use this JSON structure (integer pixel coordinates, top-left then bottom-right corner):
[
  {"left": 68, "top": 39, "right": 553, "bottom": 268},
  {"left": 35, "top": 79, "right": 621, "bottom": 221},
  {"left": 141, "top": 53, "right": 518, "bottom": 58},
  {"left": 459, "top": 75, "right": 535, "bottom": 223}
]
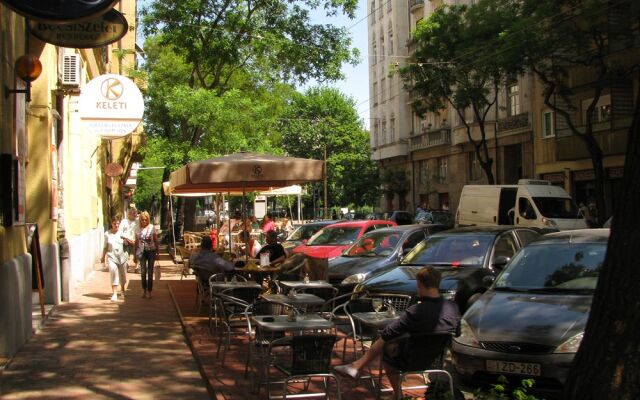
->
[
  {"left": 102, "top": 218, "right": 128, "bottom": 302},
  {"left": 136, "top": 211, "right": 159, "bottom": 298}
]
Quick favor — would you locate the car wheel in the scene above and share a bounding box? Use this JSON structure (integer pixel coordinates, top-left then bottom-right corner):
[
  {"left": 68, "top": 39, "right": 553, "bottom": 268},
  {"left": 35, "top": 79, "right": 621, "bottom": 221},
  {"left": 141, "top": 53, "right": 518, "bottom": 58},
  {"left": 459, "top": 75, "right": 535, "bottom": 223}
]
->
[{"left": 466, "top": 292, "right": 482, "bottom": 309}]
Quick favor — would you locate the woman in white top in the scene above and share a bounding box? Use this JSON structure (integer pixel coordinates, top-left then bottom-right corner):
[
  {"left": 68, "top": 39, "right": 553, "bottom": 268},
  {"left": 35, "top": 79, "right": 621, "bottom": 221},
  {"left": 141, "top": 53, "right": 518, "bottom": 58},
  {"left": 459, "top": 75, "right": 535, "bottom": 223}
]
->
[
  {"left": 102, "top": 218, "right": 128, "bottom": 302},
  {"left": 135, "top": 211, "right": 159, "bottom": 298}
]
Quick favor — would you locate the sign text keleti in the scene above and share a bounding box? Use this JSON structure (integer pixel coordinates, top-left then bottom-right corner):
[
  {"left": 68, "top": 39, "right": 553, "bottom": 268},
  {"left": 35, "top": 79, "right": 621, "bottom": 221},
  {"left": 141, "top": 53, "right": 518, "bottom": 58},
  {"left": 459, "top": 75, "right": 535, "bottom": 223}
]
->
[{"left": 79, "top": 74, "right": 144, "bottom": 139}]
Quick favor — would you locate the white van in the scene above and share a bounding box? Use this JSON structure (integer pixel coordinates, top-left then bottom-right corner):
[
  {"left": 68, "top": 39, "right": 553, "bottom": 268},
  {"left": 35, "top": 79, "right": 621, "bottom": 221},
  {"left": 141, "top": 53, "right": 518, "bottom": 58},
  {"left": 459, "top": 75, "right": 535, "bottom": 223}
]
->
[{"left": 456, "top": 179, "right": 588, "bottom": 231}]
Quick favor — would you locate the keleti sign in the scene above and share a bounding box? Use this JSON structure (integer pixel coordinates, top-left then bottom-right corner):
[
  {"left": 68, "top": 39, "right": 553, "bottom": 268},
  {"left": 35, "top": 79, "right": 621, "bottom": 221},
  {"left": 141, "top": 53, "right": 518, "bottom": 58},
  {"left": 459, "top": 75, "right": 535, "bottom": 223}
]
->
[
  {"left": 28, "top": 9, "right": 128, "bottom": 49},
  {"left": 79, "top": 74, "right": 144, "bottom": 139}
]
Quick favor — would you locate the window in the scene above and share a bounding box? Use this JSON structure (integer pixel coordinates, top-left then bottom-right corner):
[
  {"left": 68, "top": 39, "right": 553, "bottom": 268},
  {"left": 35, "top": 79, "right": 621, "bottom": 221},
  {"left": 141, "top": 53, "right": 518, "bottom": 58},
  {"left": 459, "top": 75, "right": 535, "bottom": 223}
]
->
[
  {"left": 493, "top": 233, "right": 518, "bottom": 261},
  {"left": 380, "top": 78, "right": 386, "bottom": 103},
  {"left": 380, "top": 29, "right": 385, "bottom": 61},
  {"left": 378, "top": 1, "right": 383, "bottom": 18},
  {"left": 419, "top": 160, "right": 429, "bottom": 185},
  {"left": 468, "top": 152, "right": 482, "bottom": 181},
  {"left": 388, "top": 22, "right": 394, "bottom": 55},
  {"left": 518, "top": 198, "right": 537, "bottom": 220},
  {"left": 508, "top": 83, "right": 520, "bottom": 116},
  {"left": 372, "top": 39, "right": 377, "bottom": 65},
  {"left": 370, "top": 1, "right": 375, "bottom": 23},
  {"left": 541, "top": 110, "right": 555, "bottom": 138},
  {"left": 390, "top": 114, "right": 396, "bottom": 142},
  {"left": 373, "top": 121, "right": 379, "bottom": 147},
  {"left": 381, "top": 117, "right": 387, "bottom": 142},
  {"left": 438, "top": 157, "right": 448, "bottom": 183},
  {"left": 387, "top": 0, "right": 392, "bottom": 12},
  {"left": 372, "top": 82, "right": 378, "bottom": 105},
  {"left": 582, "top": 94, "right": 611, "bottom": 124}
]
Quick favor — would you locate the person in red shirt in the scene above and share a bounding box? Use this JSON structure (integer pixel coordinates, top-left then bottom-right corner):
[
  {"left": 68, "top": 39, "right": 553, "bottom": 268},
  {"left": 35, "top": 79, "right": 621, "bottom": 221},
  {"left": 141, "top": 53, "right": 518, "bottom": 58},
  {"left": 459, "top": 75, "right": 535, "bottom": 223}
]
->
[{"left": 261, "top": 213, "right": 275, "bottom": 233}]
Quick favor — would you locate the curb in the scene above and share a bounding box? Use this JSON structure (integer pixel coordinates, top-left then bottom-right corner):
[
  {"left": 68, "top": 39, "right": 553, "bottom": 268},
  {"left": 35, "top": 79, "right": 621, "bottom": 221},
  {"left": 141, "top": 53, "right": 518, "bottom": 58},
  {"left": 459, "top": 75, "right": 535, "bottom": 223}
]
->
[{"left": 168, "top": 283, "right": 223, "bottom": 400}]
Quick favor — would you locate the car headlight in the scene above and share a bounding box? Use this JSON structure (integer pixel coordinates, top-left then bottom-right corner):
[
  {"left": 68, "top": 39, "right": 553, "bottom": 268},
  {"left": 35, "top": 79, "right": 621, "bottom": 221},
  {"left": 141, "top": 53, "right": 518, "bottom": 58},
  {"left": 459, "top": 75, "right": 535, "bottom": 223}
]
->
[
  {"left": 342, "top": 273, "right": 368, "bottom": 285},
  {"left": 453, "top": 319, "right": 480, "bottom": 348},
  {"left": 542, "top": 217, "right": 558, "bottom": 228},
  {"left": 554, "top": 332, "right": 583, "bottom": 353}
]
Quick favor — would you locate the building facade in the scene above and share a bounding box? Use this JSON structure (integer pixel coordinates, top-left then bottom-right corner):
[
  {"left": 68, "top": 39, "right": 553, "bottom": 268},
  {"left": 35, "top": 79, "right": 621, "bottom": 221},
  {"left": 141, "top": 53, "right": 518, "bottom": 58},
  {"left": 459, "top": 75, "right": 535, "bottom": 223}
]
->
[
  {"left": 0, "top": 1, "right": 141, "bottom": 356},
  {"left": 368, "top": 0, "right": 632, "bottom": 218}
]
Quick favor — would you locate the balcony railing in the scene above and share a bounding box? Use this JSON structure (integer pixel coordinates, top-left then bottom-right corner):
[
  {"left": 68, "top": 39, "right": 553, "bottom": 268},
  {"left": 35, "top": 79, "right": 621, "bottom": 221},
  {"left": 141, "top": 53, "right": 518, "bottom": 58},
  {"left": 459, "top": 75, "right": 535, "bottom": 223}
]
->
[
  {"left": 497, "top": 112, "right": 530, "bottom": 132},
  {"left": 409, "top": 0, "right": 424, "bottom": 11},
  {"left": 410, "top": 128, "right": 451, "bottom": 151}
]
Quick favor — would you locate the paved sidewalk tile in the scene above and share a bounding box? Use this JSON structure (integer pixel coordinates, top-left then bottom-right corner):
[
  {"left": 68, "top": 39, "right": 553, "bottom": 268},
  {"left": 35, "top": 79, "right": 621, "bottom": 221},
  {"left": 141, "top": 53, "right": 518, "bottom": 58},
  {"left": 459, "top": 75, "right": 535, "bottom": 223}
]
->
[{"left": 0, "top": 255, "right": 209, "bottom": 400}]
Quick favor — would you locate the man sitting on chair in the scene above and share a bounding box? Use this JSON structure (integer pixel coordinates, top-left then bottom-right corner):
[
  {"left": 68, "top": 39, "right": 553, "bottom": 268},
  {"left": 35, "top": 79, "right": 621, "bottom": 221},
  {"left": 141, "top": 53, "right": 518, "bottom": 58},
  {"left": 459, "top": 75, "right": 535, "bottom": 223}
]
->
[
  {"left": 190, "top": 236, "right": 234, "bottom": 278},
  {"left": 334, "top": 266, "right": 460, "bottom": 396}
]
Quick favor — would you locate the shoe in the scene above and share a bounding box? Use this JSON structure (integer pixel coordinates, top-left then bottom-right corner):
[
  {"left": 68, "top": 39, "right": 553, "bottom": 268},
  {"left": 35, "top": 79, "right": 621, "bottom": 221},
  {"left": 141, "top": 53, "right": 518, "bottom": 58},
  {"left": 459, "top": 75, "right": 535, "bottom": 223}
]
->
[
  {"left": 142, "top": 291, "right": 147, "bottom": 298},
  {"left": 110, "top": 293, "right": 118, "bottom": 302},
  {"left": 334, "top": 364, "right": 360, "bottom": 379},
  {"left": 147, "top": 292, "right": 153, "bottom": 299}
]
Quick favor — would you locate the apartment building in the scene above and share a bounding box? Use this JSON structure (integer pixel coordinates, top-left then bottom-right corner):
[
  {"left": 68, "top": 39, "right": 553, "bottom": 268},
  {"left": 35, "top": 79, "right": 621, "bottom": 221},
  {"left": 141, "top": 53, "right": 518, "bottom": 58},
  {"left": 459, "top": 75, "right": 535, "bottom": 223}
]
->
[{"left": 0, "top": 1, "right": 141, "bottom": 356}]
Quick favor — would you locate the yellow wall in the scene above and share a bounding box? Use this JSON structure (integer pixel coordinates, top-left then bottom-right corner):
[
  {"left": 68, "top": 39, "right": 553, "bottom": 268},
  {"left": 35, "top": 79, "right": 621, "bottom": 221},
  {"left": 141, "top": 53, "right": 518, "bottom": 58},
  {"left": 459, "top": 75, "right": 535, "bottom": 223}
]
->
[{"left": 0, "top": 6, "right": 28, "bottom": 263}]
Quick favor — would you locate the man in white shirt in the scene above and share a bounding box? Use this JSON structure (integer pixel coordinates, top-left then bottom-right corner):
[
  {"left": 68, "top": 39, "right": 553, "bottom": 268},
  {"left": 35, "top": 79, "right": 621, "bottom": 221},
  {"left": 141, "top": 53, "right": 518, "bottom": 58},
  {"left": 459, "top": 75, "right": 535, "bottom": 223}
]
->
[{"left": 118, "top": 207, "right": 140, "bottom": 272}]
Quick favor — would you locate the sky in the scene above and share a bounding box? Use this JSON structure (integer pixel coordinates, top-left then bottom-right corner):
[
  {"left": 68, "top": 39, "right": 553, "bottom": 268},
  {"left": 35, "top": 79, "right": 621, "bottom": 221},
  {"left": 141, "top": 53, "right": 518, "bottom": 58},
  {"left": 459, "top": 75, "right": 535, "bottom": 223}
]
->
[{"left": 305, "top": 0, "right": 371, "bottom": 128}]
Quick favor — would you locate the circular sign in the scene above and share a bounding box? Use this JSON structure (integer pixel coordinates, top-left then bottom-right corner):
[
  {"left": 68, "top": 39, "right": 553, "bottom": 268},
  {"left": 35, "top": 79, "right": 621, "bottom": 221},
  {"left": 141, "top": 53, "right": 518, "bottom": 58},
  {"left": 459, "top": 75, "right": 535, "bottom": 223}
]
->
[
  {"left": 27, "top": 9, "right": 128, "bottom": 49},
  {"left": 79, "top": 74, "right": 144, "bottom": 139},
  {"left": 1, "top": 0, "right": 119, "bottom": 23},
  {"left": 105, "top": 163, "right": 124, "bottom": 177}
]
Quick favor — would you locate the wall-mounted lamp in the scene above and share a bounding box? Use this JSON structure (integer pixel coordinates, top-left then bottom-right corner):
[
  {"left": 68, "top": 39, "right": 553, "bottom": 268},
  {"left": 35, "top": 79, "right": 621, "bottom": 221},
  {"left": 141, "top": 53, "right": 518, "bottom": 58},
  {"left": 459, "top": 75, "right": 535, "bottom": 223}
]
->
[{"left": 5, "top": 55, "right": 42, "bottom": 102}]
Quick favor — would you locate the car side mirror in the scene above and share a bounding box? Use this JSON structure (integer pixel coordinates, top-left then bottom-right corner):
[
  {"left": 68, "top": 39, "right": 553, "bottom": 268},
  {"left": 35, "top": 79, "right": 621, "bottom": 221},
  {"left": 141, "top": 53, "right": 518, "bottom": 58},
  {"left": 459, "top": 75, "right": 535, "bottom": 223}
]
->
[{"left": 492, "top": 255, "right": 511, "bottom": 269}]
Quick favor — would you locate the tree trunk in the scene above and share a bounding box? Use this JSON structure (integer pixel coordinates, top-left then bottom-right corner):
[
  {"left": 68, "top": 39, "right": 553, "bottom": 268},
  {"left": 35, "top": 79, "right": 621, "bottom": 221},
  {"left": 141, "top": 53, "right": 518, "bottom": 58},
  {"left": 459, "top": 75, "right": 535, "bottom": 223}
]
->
[
  {"left": 159, "top": 167, "right": 170, "bottom": 230},
  {"left": 585, "top": 137, "right": 608, "bottom": 226},
  {"left": 183, "top": 197, "right": 197, "bottom": 231},
  {"left": 563, "top": 73, "right": 640, "bottom": 400}
]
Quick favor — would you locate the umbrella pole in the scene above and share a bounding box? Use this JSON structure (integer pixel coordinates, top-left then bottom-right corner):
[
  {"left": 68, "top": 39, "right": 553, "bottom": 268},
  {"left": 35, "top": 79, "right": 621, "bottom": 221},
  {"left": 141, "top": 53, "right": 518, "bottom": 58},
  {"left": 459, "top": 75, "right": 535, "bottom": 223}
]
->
[
  {"left": 243, "top": 183, "right": 248, "bottom": 264},
  {"left": 228, "top": 191, "right": 232, "bottom": 256},
  {"left": 169, "top": 194, "right": 176, "bottom": 257}
]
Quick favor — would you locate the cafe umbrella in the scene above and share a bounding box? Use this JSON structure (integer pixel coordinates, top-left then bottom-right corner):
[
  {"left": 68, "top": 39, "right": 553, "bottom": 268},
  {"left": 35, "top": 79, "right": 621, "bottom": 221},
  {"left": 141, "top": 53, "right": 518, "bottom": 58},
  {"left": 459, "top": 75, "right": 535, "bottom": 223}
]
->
[{"left": 167, "top": 152, "right": 325, "bottom": 258}]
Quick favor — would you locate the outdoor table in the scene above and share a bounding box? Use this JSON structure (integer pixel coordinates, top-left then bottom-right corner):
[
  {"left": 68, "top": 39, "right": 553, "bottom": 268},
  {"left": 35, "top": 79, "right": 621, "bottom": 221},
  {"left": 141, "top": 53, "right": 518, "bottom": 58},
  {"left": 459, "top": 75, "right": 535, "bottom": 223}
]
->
[
  {"left": 277, "top": 280, "right": 335, "bottom": 292},
  {"left": 250, "top": 314, "right": 335, "bottom": 333},
  {"left": 209, "top": 281, "right": 263, "bottom": 292},
  {"left": 351, "top": 311, "right": 403, "bottom": 399},
  {"left": 262, "top": 293, "right": 325, "bottom": 309}
]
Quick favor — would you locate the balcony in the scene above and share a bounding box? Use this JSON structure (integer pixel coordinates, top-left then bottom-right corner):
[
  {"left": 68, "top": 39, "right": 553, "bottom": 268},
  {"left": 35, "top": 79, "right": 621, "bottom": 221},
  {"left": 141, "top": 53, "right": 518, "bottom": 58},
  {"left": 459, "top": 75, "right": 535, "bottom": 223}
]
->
[
  {"left": 555, "top": 121, "right": 629, "bottom": 161},
  {"left": 409, "top": 0, "right": 424, "bottom": 12},
  {"left": 497, "top": 112, "right": 530, "bottom": 133},
  {"left": 410, "top": 128, "right": 451, "bottom": 151}
]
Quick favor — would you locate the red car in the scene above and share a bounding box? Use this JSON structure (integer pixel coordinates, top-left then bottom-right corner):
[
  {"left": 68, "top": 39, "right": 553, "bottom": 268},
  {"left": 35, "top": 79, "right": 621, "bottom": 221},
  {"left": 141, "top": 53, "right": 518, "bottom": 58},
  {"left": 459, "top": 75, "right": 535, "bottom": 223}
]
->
[{"left": 292, "top": 220, "right": 397, "bottom": 259}]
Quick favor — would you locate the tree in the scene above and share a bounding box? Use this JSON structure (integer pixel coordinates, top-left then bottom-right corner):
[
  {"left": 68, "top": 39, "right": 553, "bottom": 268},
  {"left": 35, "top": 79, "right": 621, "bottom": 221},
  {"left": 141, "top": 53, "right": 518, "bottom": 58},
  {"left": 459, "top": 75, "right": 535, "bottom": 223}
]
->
[
  {"left": 280, "top": 87, "right": 379, "bottom": 208},
  {"left": 380, "top": 168, "right": 410, "bottom": 210},
  {"left": 497, "top": 0, "right": 639, "bottom": 225},
  {"left": 400, "top": 1, "right": 519, "bottom": 184},
  {"left": 563, "top": 71, "right": 640, "bottom": 400}
]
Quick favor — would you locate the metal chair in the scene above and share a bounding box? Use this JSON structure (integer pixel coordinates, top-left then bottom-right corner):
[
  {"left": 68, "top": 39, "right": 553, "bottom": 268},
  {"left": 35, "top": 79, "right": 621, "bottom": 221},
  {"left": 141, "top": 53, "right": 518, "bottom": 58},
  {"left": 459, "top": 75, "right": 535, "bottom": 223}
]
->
[
  {"left": 268, "top": 334, "right": 341, "bottom": 400},
  {"left": 192, "top": 267, "right": 211, "bottom": 314},
  {"left": 367, "top": 293, "right": 412, "bottom": 313},
  {"left": 381, "top": 333, "right": 455, "bottom": 400},
  {"left": 176, "top": 245, "right": 193, "bottom": 280},
  {"left": 343, "top": 298, "right": 378, "bottom": 360},
  {"left": 210, "top": 292, "right": 251, "bottom": 365}
]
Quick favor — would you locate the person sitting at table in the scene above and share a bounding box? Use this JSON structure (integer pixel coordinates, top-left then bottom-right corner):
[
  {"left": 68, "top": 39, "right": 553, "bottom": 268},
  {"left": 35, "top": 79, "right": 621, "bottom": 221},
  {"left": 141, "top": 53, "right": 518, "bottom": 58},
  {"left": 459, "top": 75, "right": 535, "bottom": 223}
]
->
[
  {"left": 236, "top": 230, "right": 261, "bottom": 258},
  {"left": 261, "top": 213, "right": 275, "bottom": 233},
  {"left": 334, "top": 266, "right": 460, "bottom": 397},
  {"left": 256, "top": 230, "right": 286, "bottom": 266},
  {"left": 251, "top": 216, "right": 260, "bottom": 231},
  {"left": 190, "top": 236, "right": 234, "bottom": 279}
]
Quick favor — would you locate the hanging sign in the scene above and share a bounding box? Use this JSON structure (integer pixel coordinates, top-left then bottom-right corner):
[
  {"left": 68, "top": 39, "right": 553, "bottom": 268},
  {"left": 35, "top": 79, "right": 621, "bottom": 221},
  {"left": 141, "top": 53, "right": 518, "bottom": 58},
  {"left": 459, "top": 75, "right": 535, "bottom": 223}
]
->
[
  {"left": 0, "top": 0, "right": 118, "bottom": 23},
  {"left": 79, "top": 74, "right": 144, "bottom": 139},
  {"left": 28, "top": 9, "right": 128, "bottom": 49}
]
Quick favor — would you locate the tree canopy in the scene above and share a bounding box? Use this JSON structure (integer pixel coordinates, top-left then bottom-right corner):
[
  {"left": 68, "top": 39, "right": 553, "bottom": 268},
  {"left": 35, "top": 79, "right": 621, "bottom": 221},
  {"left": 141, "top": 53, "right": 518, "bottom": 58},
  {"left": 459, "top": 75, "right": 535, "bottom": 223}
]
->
[{"left": 280, "top": 87, "right": 379, "bottom": 208}]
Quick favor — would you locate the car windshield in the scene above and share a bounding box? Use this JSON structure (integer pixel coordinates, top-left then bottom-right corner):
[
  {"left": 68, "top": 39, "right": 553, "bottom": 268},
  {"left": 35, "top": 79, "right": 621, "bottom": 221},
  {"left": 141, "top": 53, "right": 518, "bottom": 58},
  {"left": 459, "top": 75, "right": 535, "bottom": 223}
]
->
[
  {"left": 495, "top": 243, "right": 605, "bottom": 292},
  {"left": 307, "top": 227, "right": 361, "bottom": 246},
  {"left": 402, "top": 235, "right": 492, "bottom": 266},
  {"left": 344, "top": 231, "right": 402, "bottom": 257},
  {"left": 286, "top": 225, "right": 322, "bottom": 241},
  {"left": 533, "top": 197, "right": 580, "bottom": 219}
]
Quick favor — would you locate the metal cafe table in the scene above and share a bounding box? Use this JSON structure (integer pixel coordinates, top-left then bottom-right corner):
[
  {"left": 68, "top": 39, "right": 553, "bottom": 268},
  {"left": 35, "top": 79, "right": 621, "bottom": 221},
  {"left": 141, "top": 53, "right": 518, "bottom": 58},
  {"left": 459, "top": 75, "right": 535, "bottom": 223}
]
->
[
  {"left": 261, "top": 293, "right": 325, "bottom": 309},
  {"left": 277, "top": 280, "right": 335, "bottom": 292},
  {"left": 209, "top": 280, "right": 263, "bottom": 291},
  {"left": 351, "top": 311, "right": 402, "bottom": 399}
]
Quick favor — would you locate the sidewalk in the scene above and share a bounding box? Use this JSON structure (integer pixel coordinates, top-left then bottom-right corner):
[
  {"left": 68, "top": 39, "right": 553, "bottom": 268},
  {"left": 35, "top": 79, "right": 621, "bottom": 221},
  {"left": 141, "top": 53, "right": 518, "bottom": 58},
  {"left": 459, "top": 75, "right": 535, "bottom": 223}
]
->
[{"left": 0, "top": 254, "right": 210, "bottom": 400}]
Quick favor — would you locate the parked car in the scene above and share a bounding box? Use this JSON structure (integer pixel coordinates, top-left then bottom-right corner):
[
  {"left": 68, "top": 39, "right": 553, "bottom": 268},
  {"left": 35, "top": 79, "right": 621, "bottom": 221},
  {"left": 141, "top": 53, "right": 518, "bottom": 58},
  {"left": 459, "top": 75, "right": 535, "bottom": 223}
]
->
[
  {"left": 356, "top": 226, "right": 540, "bottom": 312},
  {"left": 328, "top": 224, "right": 449, "bottom": 292},
  {"left": 456, "top": 179, "right": 588, "bottom": 231},
  {"left": 451, "top": 229, "right": 609, "bottom": 394},
  {"left": 281, "top": 220, "right": 339, "bottom": 252},
  {"left": 344, "top": 211, "right": 367, "bottom": 220},
  {"left": 414, "top": 210, "right": 455, "bottom": 229},
  {"left": 292, "top": 220, "right": 397, "bottom": 259}
]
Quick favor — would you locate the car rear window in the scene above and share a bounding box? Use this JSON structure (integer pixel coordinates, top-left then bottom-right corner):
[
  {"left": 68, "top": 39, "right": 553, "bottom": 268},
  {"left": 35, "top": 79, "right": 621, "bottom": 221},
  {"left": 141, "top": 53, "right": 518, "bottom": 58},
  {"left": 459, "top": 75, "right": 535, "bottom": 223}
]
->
[
  {"left": 307, "top": 227, "right": 361, "bottom": 246},
  {"left": 403, "top": 235, "right": 492, "bottom": 267}
]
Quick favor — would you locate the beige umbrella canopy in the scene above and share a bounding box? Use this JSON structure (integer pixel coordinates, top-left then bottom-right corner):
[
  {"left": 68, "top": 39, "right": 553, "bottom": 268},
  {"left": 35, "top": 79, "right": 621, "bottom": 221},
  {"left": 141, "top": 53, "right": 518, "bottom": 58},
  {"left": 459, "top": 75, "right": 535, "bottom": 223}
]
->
[{"left": 169, "top": 152, "right": 324, "bottom": 194}]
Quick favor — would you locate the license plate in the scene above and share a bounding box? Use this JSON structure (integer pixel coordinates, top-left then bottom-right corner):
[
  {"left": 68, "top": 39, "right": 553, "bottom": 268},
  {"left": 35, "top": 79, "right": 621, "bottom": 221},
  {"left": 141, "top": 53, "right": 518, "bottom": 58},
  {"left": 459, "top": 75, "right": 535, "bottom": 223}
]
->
[{"left": 486, "top": 360, "right": 541, "bottom": 376}]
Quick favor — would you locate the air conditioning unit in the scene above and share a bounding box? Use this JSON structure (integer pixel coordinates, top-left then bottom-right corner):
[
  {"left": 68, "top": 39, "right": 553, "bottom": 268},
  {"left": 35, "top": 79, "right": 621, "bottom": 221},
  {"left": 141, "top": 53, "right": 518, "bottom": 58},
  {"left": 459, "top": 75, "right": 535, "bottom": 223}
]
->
[{"left": 61, "top": 54, "right": 81, "bottom": 86}]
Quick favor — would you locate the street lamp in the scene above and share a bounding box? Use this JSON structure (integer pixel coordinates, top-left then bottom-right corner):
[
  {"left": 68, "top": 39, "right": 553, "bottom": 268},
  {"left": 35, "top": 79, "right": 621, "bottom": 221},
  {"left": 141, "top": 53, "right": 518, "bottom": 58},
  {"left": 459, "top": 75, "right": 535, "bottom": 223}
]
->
[{"left": 5, "top": 54, "right": 42, "bottom": 102}]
